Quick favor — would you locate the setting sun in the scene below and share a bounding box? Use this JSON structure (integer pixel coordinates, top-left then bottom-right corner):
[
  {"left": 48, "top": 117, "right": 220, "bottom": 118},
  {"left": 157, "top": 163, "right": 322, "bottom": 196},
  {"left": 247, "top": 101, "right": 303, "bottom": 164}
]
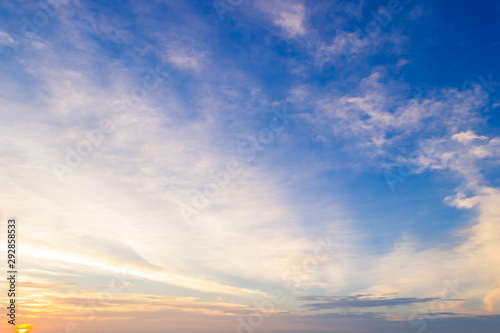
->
[{"left": 17, "top": 324, "right": 31, "bottom": 333}]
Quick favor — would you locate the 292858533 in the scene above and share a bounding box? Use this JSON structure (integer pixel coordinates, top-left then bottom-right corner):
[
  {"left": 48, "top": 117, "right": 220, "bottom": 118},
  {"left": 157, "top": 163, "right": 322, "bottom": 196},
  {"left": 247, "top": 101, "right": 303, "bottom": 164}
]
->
[{"left": 8, "top": 219, "right": 16, "bottom": 269}]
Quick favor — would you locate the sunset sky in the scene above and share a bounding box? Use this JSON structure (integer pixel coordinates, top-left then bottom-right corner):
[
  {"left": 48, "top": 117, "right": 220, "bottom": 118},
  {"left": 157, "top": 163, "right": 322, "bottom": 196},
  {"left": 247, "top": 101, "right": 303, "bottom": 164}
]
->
[{"left": 1, "top": 0, "right": 500, "bottom": 332}]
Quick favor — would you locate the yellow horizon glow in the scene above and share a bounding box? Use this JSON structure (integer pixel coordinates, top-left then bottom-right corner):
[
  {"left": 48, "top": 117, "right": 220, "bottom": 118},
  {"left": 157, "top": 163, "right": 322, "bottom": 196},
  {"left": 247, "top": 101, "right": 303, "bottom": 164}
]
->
[{"left": 17, "top": 324, "right": 31, "bottom": 333}]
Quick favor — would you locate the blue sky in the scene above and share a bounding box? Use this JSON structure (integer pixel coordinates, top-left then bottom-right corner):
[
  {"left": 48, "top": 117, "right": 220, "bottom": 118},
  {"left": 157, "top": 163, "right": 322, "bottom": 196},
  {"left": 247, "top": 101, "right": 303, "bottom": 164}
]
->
[{"left": 1, "top": 0, "right": 500, "bottom": 332}]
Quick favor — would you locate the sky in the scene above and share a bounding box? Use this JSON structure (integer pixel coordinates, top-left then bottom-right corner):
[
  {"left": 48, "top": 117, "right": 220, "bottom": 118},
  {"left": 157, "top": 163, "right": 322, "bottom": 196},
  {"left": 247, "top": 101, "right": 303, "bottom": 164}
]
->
[{"left": 0, "top": 0, "right": 500, "bottom": 332}]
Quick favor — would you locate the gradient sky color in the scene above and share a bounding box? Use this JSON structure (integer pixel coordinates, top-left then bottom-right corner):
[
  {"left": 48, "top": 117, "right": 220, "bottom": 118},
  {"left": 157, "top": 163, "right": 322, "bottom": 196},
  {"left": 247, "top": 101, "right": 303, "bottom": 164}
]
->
[{"left": 1, "top": 0, "right": 500, "bottom": 332}]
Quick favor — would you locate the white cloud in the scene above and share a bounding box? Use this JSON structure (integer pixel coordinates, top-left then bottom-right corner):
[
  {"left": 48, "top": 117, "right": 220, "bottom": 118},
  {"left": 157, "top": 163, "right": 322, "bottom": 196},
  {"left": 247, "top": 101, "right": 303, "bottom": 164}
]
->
[
  {"left": 414, "top": 131, "right": 500, "bottom": 186},
  {"left": 165, "top": 46, "right": 209, "bottom": 72},
  {"left": 255, "top": 0, "right": 307, "bottom": 38},
  {"left": 274, "top": 3, "right": 307, "bottom": 37},
  {"left": 0, "top": 30, "right": 16, "bottom": 48},
  {"left": 297, "top": 72, "right": 487, "bottom": 160},
  {"left": 452, "top": 130, "right": 488, "bottom": 144}
]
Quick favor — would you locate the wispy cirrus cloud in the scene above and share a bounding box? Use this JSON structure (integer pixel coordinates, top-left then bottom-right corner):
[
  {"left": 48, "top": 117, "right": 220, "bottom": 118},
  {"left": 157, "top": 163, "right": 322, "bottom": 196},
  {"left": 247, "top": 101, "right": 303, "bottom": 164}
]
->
[{"left": 294, "top": 71, "right": 487, "bottom": 161}]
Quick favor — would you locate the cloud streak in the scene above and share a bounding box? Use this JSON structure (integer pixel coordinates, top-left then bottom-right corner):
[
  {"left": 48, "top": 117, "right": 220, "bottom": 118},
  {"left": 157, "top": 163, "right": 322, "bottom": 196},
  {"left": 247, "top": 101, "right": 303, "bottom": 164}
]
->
[{"left": 298, "top": 294, "right": 446, "bottom": 310}]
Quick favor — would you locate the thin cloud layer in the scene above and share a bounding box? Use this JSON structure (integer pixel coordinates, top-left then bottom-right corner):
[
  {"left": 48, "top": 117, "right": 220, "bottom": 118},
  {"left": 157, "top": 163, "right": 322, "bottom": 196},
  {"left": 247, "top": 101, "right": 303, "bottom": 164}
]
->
[{"left": 298, "top": 294, "right": 444, "bottom": 309}]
